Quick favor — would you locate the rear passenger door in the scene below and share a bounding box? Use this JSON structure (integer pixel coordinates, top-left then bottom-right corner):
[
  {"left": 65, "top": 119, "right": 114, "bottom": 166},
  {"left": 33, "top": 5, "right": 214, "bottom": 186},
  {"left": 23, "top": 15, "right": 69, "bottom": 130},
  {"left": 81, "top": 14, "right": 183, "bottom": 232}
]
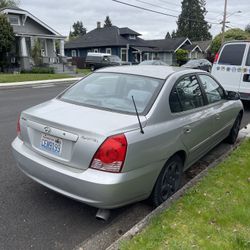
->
[
  {"left": 198, "top": 74, "right": 235, "bottom": 142},
  {"left": 169, "top": 75, "right": 214, "bottom": 165}
]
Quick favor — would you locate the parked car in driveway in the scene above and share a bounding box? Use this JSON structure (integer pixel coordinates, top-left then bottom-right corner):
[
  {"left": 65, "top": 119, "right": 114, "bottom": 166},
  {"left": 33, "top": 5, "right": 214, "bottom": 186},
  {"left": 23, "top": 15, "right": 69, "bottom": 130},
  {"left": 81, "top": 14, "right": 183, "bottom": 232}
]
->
[
  {"left": 12, "top": 66, "right": 243, "bottom": 211},
  {"left": 182, "top": 59, "right": 212, "bottom": 72},
  {"left": 86, "top": 52, "right": 130, "bottom": 71},
  {"left": 212, "top": 41, "right": 250, "bottom": 100},
  {"left": 139, "top": 60, "right": 168, "bottom": 65}
]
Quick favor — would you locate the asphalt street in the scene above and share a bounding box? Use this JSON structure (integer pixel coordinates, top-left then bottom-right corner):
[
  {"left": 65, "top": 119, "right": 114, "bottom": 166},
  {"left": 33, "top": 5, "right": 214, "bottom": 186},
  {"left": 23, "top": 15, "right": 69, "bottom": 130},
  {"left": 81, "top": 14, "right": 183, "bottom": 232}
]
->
[{"left": 1, "top": 83, "right": 250, "bottom": 250}]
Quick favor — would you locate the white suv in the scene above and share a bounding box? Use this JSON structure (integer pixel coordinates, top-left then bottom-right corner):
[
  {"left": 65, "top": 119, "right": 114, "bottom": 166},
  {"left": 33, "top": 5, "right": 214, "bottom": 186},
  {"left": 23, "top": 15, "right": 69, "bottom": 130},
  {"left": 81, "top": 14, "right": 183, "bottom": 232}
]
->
[{"left": 212, "top": 41, "right": 250, "bottom": 100}]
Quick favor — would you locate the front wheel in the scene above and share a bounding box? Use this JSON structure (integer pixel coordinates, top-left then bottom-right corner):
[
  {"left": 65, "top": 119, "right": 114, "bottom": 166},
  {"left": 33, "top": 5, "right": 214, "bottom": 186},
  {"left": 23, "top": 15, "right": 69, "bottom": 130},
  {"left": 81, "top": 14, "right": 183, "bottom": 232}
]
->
[
  {"left": 225, "top": 113, "right": 242, "bottom": 144},
  {"left": 90, "top": 65, "right": 95, "bottom": 71},
  {"left": 150, "top": 155, "right": 183, "bottom": 207}
]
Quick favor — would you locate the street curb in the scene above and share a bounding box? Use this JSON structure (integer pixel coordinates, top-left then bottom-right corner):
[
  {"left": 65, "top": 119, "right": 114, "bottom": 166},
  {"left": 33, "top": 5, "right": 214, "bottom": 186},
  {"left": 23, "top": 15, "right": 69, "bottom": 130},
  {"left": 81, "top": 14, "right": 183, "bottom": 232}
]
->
[
  {"left": 0, "top": 77, "right": 82, "bottom": 89},
  {"left": 106, "top": 127, "right": 250, "bottom": 250}
]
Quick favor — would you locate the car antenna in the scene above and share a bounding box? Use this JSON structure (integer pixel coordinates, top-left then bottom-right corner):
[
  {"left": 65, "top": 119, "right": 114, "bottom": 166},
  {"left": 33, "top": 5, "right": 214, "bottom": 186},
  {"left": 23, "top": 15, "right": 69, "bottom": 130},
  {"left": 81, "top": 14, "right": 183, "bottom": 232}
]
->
[{"left": 131, "top": 95, "right": 144, "bottom": 134}]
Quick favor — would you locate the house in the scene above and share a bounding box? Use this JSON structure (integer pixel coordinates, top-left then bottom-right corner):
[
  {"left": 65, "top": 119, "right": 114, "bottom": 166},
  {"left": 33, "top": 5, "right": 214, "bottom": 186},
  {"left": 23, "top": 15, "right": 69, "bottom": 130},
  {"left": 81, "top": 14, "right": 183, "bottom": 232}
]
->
[
  {"left": 0, "top": 7, "right": 66, "bottom": 71},
  {"left": 65, "top": 23, "right": 205, "bottom": 65},
  {"left": 193, "top": 40, "right": 212, "bottom": 59}
]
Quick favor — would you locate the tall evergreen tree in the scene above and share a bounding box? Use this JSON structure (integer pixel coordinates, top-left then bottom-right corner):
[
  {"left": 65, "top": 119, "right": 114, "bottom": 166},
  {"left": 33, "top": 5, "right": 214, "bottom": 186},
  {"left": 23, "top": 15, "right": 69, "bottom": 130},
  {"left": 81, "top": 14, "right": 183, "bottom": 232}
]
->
[
  {"left": 0, "top": 14, "right": 15, "bottom": 71},
  {"left": 176, "top": 0, "right": 212, "bottom": 41},
  {"left": 165, "top": 32, "right": 171, "bottom": 39},
  {"left": 104, "top": 16, "right": 112, "bottom": 27},
  {"left": 69, "top": 21, "right": 87, "bottom": 39},
  {"left": 0, "top": 0, "right": 19, "bottom": 8}
]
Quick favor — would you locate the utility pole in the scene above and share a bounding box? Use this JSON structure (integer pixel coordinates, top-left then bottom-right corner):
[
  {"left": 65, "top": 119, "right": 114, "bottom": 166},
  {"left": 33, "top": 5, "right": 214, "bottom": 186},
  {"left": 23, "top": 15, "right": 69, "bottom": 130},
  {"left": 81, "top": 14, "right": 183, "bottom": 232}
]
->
[{"left": 221, "top": 0, "right": 228, "bottom": 44}]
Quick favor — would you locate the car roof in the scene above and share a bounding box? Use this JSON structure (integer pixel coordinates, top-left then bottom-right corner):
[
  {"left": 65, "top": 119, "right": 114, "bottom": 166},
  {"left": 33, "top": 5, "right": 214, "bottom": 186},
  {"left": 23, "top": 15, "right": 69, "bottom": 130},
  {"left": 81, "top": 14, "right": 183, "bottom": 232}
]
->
[{"left": 96, "top": 65, "right": 193, "bottom": 79}]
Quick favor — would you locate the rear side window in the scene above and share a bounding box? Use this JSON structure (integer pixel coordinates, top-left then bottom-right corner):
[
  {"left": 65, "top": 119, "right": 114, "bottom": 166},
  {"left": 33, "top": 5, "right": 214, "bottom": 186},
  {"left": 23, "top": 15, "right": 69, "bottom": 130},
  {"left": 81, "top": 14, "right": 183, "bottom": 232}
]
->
[
  {"left": 169, "top": 75, "right": 205, "bottom": 113},
  {"left": 218, "top": 44, "right": 246, "bottom": 66}
]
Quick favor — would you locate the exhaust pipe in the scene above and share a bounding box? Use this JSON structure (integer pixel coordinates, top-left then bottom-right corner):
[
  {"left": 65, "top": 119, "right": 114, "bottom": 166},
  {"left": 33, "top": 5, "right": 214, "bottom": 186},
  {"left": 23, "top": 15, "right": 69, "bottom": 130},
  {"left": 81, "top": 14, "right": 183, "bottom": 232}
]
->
[{"left": 95, "top": 209, "right": 111, "bottom": 221}]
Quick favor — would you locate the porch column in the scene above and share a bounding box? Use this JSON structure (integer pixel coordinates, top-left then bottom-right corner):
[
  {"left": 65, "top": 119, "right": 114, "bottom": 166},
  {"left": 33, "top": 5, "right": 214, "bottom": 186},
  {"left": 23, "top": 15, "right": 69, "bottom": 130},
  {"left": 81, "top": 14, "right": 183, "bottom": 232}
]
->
[
  {"left": 59, "top": 39, "right": 65, "bottom": 57},
  {"left": 20, "top": 36, "right": 31, "bottom": 71},
  {"left": 20, "top": 37, "right": 28, "bottom": 57}
]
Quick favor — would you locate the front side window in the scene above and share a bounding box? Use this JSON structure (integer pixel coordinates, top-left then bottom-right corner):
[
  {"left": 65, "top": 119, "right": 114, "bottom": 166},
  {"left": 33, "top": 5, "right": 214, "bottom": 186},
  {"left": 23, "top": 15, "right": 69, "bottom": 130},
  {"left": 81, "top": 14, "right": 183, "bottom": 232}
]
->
[
  {"left": 246, "top": 47, "right": 250, "bottom": 66},
  {"left": 170, "top": 75, "right": 204, "bottom": 113},
  {"left": 199, "top": 75, "right": 224, "bottom": 104},
  {"left": 218, "top": 44, "right": 246, "bottom": 66},
  {"left": 60, "top": 73, "right": 164, "bottom": 114}
]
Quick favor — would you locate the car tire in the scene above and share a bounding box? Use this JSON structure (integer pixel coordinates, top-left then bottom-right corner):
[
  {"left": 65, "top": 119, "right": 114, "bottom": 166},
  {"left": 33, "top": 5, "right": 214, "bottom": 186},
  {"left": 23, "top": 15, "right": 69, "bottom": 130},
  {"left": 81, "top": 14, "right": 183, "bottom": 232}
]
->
[
  {"left": 225, "top": 113, "right": 242, "bottom": 144},
  {"left": 150, "top": 155, "right": 183, "bottom": 207},
  {"left": 90, "top": 65, "right": 95, "bottom": 71}
]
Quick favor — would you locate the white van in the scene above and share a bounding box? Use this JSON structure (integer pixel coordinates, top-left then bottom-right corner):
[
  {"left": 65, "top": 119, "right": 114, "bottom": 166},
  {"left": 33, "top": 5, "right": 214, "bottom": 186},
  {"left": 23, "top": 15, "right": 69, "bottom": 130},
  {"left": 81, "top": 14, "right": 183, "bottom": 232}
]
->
[{"left": 212, "top": 41, "right": 250, "bottom": 100}]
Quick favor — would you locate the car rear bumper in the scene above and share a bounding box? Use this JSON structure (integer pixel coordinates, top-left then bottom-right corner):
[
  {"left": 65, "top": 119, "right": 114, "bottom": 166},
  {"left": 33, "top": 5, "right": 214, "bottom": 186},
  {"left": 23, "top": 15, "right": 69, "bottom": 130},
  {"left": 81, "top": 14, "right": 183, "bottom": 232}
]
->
[{"left": 12, "top": 137, "right": 159, "bottom": 209}]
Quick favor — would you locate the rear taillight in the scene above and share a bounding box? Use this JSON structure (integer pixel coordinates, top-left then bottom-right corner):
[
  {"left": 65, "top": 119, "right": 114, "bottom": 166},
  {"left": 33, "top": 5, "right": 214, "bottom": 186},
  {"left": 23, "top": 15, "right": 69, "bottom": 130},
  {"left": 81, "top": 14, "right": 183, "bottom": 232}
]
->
[
  {"left": 17, "top": 115, "right": 21, "bottom": 137},
  {"left": 90, "top": 134, "right": 127, "bottom": 173},
  {"left": 214, "top": 52, "right": 219, "bottom": 63}
]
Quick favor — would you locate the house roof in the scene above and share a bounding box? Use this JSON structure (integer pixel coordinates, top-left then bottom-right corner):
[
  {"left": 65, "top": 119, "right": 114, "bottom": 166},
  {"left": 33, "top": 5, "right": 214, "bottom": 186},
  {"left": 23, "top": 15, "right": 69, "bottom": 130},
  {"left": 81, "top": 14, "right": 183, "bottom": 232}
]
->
[
  {"left": 119, "top": 27, "right": 141, "bottom": 36},
  {"left": 65, "top": 26, "right": 147, "bottom": 49},
  {"left": 192, "top": 40, "right": 212, "bottom": 52},
  {"left": 182, "top": 44, "right": 202, "bottom": 52},
  {"left": 145, "top": 37, "right": 191, "bottom": 52},
  {"left": 0, "top": 7, "right": 64, "bottom": 38}
]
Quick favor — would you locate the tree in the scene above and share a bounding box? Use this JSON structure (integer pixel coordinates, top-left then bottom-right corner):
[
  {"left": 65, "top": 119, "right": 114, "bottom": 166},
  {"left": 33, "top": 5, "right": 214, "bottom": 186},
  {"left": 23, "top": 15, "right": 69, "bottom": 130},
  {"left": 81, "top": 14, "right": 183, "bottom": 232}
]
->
[
  {"left": 176, "top": 0, "right": 212, "bottom": 41},
  {"left": 171, "top": 30, "right": 177, "bottom": 38},
  {"left": 104, "top": 16, "right": 112, "bottom": 27},
  {"left": 176, "top": 49, "right": 189, "bottom": 65},
  {"left": 0, "top": 14, "right": 15, "bottom": 71},
  {"left": 245, "top": 23, "right": 250, "bottom": 33},
  {"left": 165, "top": 32, "right": 171, "bottom": 39},
  {"left": 69, "top": 21, "right": 86, "bottom": 40},
  {"left": 210, "top": 28, "right": 250, "bottom": 55},
  {"left": 0, "top": 0, "right": 19, "bottom": 8}
]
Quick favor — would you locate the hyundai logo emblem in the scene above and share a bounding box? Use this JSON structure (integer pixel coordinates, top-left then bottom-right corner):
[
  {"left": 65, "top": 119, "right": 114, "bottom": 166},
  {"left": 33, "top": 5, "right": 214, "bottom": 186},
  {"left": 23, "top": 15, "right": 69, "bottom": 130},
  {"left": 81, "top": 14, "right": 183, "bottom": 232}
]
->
[{"left": 44, "top": 126, "right": 51, "bottom": 134}]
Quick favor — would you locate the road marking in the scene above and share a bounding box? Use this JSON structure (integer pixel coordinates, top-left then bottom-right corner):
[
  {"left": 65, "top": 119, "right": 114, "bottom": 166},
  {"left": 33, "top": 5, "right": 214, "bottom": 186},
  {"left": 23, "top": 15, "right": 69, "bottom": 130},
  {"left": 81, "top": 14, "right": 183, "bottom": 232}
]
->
[{"left": 32, "top": 84, "right": 56, "bottom": 89}]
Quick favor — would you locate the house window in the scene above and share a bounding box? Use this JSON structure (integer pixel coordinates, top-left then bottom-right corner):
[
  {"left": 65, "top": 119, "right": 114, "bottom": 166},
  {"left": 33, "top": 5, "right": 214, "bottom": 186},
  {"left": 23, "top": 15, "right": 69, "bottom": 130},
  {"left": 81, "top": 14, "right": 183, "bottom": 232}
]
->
[
  {"left": 106, "top": 48, "right": 112, "bottom": 54},
  {"left": 8, "top": 15, "right": 20, "bottom": 25},
  {"left": 129, "top": 35, "right": 136, "bottom": 40},
  {"left": 94, "top": 49, "right": 99, "bottom": 53},
  {"left": 121, "top": 48, "right": 127, "bottom": 62},
  {"left": 71, "top": 50, "right": 77, "bottom": 57}
]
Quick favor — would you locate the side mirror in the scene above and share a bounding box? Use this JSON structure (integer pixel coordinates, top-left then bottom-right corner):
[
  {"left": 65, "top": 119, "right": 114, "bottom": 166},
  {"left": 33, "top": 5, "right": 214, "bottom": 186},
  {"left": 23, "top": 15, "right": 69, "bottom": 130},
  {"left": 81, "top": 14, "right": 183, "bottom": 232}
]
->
[{"left": 226, "top": 91, "right": 240, "bottom": 100}]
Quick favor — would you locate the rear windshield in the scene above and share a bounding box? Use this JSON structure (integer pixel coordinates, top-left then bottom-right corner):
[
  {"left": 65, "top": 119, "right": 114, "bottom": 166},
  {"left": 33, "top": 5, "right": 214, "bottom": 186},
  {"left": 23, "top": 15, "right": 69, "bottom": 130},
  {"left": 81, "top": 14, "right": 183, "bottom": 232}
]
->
[
  {"left": 60, "top": 73, "right": 164, "bottom": 115},
  {"left": 218, "top": 44, "right": 246, "bottom": 66}
]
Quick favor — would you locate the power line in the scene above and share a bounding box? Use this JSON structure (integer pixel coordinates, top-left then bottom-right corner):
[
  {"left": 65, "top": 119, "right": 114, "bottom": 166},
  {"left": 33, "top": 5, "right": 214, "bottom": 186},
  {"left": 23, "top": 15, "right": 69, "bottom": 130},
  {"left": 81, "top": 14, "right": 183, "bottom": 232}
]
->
[{"left": 112, "top": 0, "right": 221, "bottom": 25}]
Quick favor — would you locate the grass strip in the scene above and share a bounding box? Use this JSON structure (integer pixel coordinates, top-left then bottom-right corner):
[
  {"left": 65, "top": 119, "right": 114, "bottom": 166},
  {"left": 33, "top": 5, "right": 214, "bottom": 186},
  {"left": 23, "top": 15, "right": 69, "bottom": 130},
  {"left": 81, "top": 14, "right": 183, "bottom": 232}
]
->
[{"left": 121, "top": 140, "right": 250, "bottom": 250}]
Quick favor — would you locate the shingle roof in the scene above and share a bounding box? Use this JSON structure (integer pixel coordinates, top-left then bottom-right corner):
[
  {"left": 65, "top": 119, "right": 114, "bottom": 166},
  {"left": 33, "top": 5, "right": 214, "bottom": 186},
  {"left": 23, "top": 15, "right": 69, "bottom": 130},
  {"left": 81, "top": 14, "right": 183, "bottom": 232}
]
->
[
  {"left": 65, "top": 26, "right": 147, "bottom": 49},
  {"left": 119, "top": 27, "right": 141, "bottom": 36},
  {"left": 192, "top": 40, "right": 212, "bottom": 52},
  {"left": 145, "top": 37, "right": 189, "bottom": 52},
  {"left": 0, "top": 6, "right": 25, "bottom": 12}
]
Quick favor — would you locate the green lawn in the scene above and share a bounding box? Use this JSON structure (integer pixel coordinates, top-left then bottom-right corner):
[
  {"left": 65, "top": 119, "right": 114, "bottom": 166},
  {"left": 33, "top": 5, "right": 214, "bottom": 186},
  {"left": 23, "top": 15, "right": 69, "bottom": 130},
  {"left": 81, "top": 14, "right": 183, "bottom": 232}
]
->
[
  {"left": 0, "top": 73, "right": 75, "bottom": 83},
  {"left": 75, "top": 68, "right": 92, "bottom": 75},
  {"left": 121, "top": 140, "right": 250, "bottom": 250}
]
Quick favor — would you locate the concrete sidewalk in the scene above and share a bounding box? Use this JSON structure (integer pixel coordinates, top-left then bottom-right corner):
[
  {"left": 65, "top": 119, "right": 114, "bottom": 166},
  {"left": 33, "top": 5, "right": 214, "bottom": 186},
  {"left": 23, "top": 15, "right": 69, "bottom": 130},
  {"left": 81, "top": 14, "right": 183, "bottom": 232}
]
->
[{"left": 0, "top": 77, "right": 82, "bottom": 88}]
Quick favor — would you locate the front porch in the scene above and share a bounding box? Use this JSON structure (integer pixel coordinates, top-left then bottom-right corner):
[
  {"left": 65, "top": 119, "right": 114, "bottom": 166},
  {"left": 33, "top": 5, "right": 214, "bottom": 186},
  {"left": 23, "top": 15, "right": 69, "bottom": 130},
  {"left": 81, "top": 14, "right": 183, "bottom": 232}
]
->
[{"left": 17, "top": 35, "right": 65, "bottom": 71}]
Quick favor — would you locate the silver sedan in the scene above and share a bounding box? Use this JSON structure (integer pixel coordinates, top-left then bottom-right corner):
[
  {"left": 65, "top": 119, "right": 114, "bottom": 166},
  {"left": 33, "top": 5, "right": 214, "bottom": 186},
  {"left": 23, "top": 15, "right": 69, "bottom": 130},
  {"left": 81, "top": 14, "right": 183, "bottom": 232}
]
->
[{"left": 12, "top": 66, "right": 243, "bottom": 209}]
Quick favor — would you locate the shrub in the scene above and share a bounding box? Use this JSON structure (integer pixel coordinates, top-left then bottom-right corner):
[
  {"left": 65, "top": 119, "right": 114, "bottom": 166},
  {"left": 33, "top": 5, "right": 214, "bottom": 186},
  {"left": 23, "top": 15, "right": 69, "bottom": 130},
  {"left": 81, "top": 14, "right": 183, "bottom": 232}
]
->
[{"left": 21, "top": 67, "right": 54, "bottom": 74}]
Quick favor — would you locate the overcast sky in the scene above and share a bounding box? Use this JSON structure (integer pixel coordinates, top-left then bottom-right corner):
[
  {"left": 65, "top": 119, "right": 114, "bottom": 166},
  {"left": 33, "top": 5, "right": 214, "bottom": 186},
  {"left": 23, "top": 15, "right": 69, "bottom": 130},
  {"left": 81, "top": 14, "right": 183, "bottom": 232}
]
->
[{"left": 20, "top": 0, "right": 249, "bottom": 39}]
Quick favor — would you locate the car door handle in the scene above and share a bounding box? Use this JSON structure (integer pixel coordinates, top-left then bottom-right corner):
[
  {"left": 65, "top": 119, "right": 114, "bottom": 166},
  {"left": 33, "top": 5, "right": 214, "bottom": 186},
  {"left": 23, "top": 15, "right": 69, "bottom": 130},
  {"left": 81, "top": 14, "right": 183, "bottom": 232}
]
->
[{"left": 215, "top": 114, "right": 220, "bottom": 120}]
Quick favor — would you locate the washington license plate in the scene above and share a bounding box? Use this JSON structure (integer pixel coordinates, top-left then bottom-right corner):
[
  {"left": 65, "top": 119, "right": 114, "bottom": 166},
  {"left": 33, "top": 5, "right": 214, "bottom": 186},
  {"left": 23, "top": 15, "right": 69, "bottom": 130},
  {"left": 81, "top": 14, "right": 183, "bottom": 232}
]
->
[{"left": 40, "top": 133, "right": 62, "bottom": 155}]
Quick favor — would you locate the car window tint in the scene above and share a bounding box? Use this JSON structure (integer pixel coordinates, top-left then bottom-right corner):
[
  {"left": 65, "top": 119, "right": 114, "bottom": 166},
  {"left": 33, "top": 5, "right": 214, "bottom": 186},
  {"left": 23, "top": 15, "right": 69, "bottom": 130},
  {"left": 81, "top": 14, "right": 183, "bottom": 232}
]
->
[
  {"left": 218, "top": 44, "right": 246, "bottom": 66},
  {"left": 199, "top": 75, "right": 223, "bottom": 104},
  {"left": 170, "top": 75, "right": 204, "bottom": 113}
]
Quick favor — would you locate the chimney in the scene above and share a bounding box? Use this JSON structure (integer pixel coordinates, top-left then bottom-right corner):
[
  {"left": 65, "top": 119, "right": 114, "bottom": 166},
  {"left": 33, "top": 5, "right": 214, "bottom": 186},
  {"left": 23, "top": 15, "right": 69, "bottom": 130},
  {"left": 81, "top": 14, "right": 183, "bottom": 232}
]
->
[{"left": 97, "top": 21, "right": 101, "bottom": 29}]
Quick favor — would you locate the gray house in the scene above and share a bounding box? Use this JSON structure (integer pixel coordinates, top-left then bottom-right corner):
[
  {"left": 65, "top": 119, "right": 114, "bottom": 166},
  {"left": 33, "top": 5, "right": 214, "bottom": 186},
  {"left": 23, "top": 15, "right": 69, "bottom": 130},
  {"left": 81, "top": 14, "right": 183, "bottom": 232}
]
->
[
  {"left": 0, "top": 7, "right": 66, "bottom": 71},
  {"left": 65, "top": 24, "right": 204, "bottom": 65}
]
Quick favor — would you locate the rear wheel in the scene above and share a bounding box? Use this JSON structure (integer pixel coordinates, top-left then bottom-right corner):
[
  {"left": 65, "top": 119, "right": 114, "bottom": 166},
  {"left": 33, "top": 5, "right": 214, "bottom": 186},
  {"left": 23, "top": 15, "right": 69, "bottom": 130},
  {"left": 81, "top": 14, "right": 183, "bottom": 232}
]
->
[
  {"left": 225, "top": 113, "right": 242, "bottom": 144},
  {"left": 150, "top": 155, "right": 183, "bottom": 207}
]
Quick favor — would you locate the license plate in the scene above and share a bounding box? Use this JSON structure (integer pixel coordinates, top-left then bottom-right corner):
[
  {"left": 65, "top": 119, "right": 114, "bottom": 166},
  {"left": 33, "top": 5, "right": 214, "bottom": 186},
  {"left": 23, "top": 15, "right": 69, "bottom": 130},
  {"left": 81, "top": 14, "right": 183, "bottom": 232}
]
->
[{"left": 40, "top": 133, "right": 62, "bottom": 155}]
